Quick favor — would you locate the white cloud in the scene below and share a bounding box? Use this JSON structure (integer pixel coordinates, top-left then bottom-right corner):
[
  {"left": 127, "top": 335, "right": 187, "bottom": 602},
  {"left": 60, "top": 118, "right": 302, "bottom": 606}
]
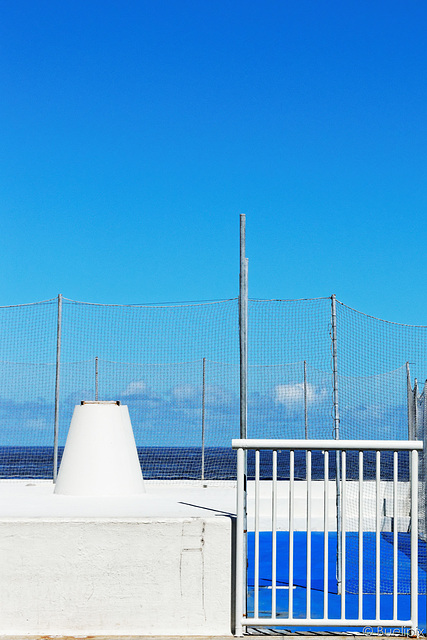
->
[
  {"left": 275, "top": 382, "right": 327, "bottom": 407},
  {"left": 172, "top": 384, "right": 198, "bottom": 400},
  {"left": 205, "top": 384, "right": 236, "bottom": 407},
  {"left": 25, "top": 417, "right": 48, "bottom": 430},
  {"left": 123, "top": 380, "right": 147, "bottom": 395}
]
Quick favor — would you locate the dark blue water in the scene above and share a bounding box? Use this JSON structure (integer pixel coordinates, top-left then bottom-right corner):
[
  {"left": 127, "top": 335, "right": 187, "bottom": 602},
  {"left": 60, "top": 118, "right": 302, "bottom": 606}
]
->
[{"left": 0, "top": 446, "right": 411, "bottom": 480}]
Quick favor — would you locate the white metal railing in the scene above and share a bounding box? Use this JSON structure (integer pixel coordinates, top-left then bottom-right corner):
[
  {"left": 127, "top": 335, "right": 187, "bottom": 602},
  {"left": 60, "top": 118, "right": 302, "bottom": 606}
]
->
[{"left": 232, "top": 439, "right": 423, "bottom": 636}]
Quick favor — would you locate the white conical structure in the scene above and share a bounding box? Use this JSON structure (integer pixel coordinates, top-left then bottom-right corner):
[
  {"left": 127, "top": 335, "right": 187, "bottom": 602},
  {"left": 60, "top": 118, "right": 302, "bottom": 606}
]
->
[{"left": 54, "top": 401, "right": 145, "bottom": 496}]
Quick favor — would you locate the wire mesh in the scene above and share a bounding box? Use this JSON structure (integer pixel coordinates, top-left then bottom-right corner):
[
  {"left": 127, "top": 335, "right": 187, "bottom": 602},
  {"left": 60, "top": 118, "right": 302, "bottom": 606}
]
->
[
  {"left": 58, "top": 298, "right": 240, "bottom": 480},
  {"left": 335, "top": 302, "right": 427, "bottom": 594},
  {"left": 0, "top": 294, "right": 426, "bottom": 596},
  {"left": 0, "top": 299, "right": 57, "bottom": 477},
  {"left": 1, "top": 296, "right": 427, "bottom": 475}
]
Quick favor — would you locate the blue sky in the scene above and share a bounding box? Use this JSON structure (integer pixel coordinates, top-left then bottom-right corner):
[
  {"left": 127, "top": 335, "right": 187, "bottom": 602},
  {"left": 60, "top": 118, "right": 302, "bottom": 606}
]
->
[{"left": 1, "top": 1, "right": 427, "bottom": 324}]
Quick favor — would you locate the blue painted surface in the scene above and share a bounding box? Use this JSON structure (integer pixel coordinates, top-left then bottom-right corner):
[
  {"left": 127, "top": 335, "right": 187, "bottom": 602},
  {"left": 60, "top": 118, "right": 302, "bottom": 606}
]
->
[{"left": 247, "top": 532, "right": 427, "bottom": 632}]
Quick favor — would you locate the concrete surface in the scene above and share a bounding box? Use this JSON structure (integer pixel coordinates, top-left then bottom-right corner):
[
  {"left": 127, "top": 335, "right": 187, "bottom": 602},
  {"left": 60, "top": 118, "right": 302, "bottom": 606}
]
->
[{"left": 0, "top": 517, "right": 233, "bottom": 636}]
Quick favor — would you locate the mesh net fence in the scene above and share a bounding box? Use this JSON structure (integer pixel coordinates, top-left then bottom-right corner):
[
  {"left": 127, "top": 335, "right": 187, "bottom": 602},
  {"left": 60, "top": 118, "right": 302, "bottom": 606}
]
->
[
  {"left": 335, "top": 301, "right": 427, "bottom": 593},
  {"left": 1, "top": 295, "right": 426, "bottom": 475},
  {"left": 0, "top": 299, "right": 57, "bottom": 478},
  {"left": 0, "top": 294, "right": 426, "bottom": 594}
]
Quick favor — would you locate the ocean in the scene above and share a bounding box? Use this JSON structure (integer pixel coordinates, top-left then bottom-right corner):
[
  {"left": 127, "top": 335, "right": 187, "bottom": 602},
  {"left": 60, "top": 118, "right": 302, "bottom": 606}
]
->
[{"left": 0, "top": 446, "right": 411, "bottom": 481}]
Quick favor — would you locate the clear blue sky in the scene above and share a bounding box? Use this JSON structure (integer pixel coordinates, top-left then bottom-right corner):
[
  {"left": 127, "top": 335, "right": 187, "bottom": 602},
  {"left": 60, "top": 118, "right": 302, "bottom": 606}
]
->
[{"left": 1, "top": 1, "right": 426, "bottom": 324}]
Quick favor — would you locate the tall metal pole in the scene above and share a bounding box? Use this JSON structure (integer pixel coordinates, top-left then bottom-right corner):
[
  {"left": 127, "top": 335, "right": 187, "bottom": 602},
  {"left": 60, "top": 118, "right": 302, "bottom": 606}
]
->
[
  {"left": 239, "top": 214, "right": 248, "bottom": 627},
  {"left": 53, "top": 293, "right": 62, "bottom": 482},
  {"left": 304, "top": 360, "right": 308, "bottom": 439},
  {"left": 95, "top": 356, "right": 99, "bottom": 401},
  {"left": 331, "top": 294, "right": 342, "bottom": 593},
  {"left": 201, "top": 357, "right": 206, "bottom": 482},
  {"left": 239, "top": 214, "right": 248, "bottom": 440}
]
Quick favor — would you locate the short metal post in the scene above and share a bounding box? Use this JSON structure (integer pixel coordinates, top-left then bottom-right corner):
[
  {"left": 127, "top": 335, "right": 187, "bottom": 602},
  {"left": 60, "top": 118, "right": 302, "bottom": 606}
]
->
[
  {"left": 331, "top": 294, "right": 342, "bottom": 593},
  {"left": 53, "top": 293, "right": 62, "bottom": 482},
  {"left": 407, "top": 362, "right": 415, "bottom": 440},
  {"left": 304, "top": 360, "right": 308, "bottom": 439},
  {"left": 95, "top": 356, "right": 99, "bottom": 401},
  {"left": 201, "top": 357, "right": 206, "bottom": 481},
  {"left": 410, "top": 448, "right": 419, "bottom": 633},
  {"left": 235, "top": 447, "right": 245, "bottom": 636},
  {"left": 423, "top": 386, "right": 427, "bottom": 630},
  {"left": 412, "top": 380, "right": 419, "bottom": 448}
]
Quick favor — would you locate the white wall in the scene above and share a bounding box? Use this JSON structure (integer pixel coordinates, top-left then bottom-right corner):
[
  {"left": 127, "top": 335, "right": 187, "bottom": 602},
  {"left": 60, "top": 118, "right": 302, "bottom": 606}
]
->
[{"left": 0, "top": 516, "right": 233, "bottom": 636}]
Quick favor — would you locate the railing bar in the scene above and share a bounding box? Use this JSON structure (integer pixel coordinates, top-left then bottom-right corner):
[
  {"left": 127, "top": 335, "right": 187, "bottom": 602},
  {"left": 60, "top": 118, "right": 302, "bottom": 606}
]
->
[
  {"left": 272, "top": 449, "right": 277, "bottom": 619},
  {"left": 324, "top": 449, "right": 329, "bottom": 619},
  {"left": 375, "top": 449, "right": 381, "bottom": 621},
  {"left": 289, "top": 449, "right": 294, "bottom": 618},
  {"left": 254, "top": 449, "right": 260, "bottom": 619},
  {"left": 232, "top": 439, "right": 423, "bottom": 451},
  {"left": 306, "top": 449, "right": 312, "bottom": 619},
  {"left": 233, "top": 439, "right": 421, "bottom": 634},
  {"left": 358, "top": 450, "right": 363, "bottom": 618},
  {"left": 410, "top": 449, "right": 418, "bottom": 632},
  {"left": 235, "top": 447, "right": 245, "bottom": 636},
  {"left": 393, "top": 450, "right": 398, "bottom": 620},
  {"left": 341, "top": 450, "right": 346, "bottom": 619},
  {"left": 242, "top": 618, "right": 417, "bottom": 628}
]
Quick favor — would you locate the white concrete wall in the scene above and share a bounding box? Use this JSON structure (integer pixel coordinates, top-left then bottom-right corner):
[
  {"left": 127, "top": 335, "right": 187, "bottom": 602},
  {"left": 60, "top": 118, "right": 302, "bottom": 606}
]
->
[{"left": 0, "top": 516, "right": 233, "bottom": 636}]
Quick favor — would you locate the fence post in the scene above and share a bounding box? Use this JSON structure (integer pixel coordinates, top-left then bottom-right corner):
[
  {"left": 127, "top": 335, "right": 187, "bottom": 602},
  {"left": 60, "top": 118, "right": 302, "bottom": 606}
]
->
[
  {"left": 201, "top": 357, "right": 206, "bottom": 482},
  {"left": 235, "top": 446, "right": 246, "bottom": 636},
  {"left": 53, "top": 293, "right": 62, "bottom": 482},
  {"left": 423, "top": 381, "right": 427, "bottom": 573},
  {"left": 95, "top": 356, "right": 99, "bottom": 401},
  {"left": 331, "top": 294, "right": 342, "bottom": 594},
  {"left": 239, "top": 214, "right": 248, "bottom": 440},
  {"left": 304, "top": 360, "right": 308, "bottom": 439},
  {"left": 238, "top": 214, "right": 248, "bottom": 625},
  {"left": 407, "top": 362, "right": 415, "bottom": 440}
]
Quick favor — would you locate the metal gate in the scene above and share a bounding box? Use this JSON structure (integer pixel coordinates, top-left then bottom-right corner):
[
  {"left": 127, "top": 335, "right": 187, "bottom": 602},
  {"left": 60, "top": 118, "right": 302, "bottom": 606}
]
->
[{"left": 233, "top": 439, "right": 423, "bottom": 636}]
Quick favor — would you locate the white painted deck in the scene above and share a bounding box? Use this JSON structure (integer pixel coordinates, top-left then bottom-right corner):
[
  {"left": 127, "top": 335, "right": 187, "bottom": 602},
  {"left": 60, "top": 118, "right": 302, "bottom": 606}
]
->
[{"left": 0, "top": 479, "right": 407, "bottom": 531}]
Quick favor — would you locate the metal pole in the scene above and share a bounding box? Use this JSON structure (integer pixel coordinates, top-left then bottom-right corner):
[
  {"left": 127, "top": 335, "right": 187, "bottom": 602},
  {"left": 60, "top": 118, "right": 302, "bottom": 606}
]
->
[
  {"left": 239, "top": 214, "right": 248, "bottom": 441},
  {"left": 53, "top": 293, "right": 62, "bottom": 482},
  {"left": 235, "top": 446, "right": 245, "bottom": 636},
  {"left": 238, "top": 214, "right": 248, "bottom": 625},
  {"left": 202, "top": 357, "right": 206, "bottom": 482},
  {"left": 95, "top": 356, "right": 99, "bottom": 401},
  {"left": 414, "top": 378, "right": 419, "bottom": 441},
  {"left": 304, "top": 360, "right": 308, "bottom": 439},
  {"left": 410, "top": 448, "right": 419, "bottom": 634},
  {"left": 423, "top": 381, "right": 427, "bottom": 543},
  {"left": 423, "top": 381, "right": 427, "bottom": 632},
  {"left": 331, "top": 294, "right": 342, "bottom": 594},
  {"left": 407, "top": 362, "right": 414, "bottom": 440}
]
